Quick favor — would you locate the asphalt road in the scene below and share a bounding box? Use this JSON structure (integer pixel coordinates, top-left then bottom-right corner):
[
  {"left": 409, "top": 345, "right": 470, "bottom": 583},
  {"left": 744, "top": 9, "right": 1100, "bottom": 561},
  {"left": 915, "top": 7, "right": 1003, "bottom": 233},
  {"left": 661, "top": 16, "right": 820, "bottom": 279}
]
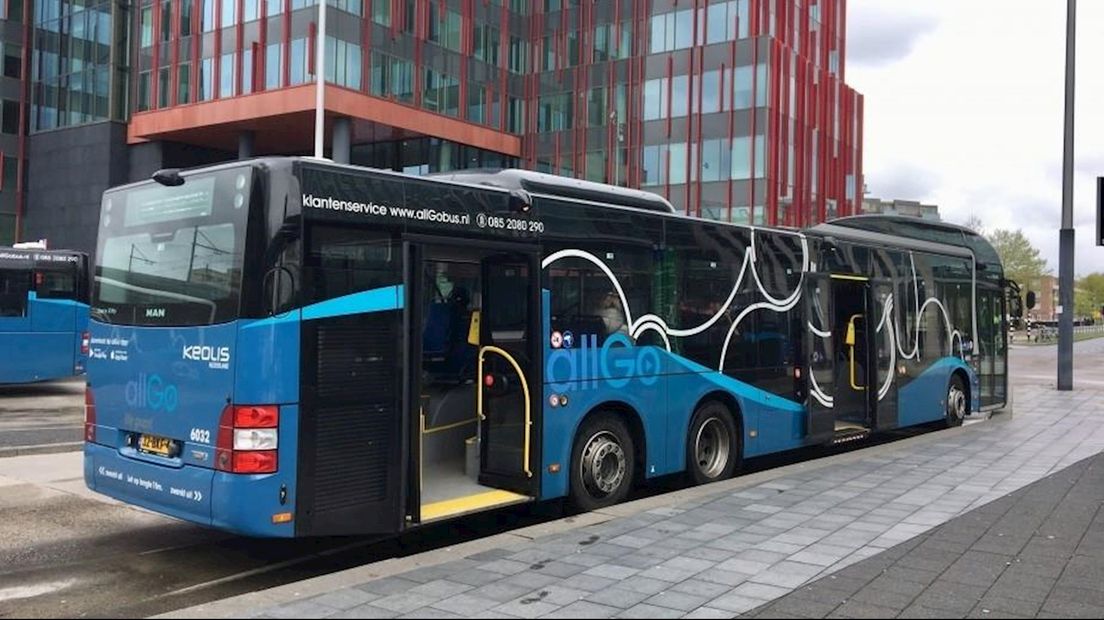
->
[
  {"left": 0, "top": 379, "right": 84, "bottom": 457},
  {"left": 0, "top": 339, "right": 1100, "bottom": 618}
]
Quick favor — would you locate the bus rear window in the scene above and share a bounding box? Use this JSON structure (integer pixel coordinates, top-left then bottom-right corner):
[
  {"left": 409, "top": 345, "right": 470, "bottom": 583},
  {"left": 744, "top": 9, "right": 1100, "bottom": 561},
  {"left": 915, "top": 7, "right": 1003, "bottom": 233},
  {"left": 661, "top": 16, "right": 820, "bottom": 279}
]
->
[{"left": 93, "top": 168, "right": 252, "bottom": 326}]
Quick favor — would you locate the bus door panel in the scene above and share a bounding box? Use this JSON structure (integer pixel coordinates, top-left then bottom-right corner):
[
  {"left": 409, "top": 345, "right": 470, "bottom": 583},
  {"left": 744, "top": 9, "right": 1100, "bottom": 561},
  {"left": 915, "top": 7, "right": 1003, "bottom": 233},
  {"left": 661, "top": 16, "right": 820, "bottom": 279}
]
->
[
  {"left": 478, "top": 253, "right": 540, "bottom": 497},
  {"left": 871, "top": 280, "right": 899, "bottom": 429},
  {"left": 831, "top": 276, "right": 872, "bottom": 429},
  {"left": 804, "top": 274, "right": 835, "bottom": 442}
]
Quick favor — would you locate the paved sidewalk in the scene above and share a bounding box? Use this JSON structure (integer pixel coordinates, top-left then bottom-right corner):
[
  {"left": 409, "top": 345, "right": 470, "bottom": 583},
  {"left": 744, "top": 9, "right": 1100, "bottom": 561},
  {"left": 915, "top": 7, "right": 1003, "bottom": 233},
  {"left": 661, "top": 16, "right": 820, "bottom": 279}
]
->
[
  {"left": 742, "top": 451, "right": 1104, "bottom": 619},
  {"left": 171, "top": 386, "right": 1104, "bottom": 619}
]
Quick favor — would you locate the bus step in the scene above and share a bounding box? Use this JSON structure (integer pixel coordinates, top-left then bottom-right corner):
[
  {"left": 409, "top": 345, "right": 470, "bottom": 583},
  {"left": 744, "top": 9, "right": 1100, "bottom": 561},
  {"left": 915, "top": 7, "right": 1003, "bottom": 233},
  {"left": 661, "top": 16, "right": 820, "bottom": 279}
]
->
[{"left": 832, "top": 427, "right": 871, "bottom": 445}]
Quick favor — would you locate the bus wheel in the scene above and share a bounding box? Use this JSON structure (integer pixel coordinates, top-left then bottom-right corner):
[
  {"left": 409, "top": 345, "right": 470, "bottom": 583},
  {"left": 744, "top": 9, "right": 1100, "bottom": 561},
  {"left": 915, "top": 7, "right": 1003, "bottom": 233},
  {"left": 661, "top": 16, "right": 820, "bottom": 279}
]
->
[
  {"left": 569, "top": 413, "right": 635, "bottom": 511},
  {"left": 945, "top": 375, "right": 967, "bottom": 428},
  {"left": 687, "top": 401, "right": 739, "bottom": 485}
]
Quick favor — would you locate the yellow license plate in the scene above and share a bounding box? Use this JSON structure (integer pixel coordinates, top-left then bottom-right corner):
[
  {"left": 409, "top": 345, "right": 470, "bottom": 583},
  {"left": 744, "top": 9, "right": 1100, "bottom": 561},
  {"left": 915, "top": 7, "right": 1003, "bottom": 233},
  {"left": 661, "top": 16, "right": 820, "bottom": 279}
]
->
[{"left": 139, "top": 434, "right": 174, "bottom": 456}]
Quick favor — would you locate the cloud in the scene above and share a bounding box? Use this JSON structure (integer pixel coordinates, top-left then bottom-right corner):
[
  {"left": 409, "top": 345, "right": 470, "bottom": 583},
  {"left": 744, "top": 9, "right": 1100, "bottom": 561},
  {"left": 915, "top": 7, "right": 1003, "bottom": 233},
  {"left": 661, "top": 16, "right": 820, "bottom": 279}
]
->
[
  {"left": 865, "top": 163, "right": 941, "bottom": 202},
  {"left": 847, "top": 6, "right": 940, "bottom": 67}
]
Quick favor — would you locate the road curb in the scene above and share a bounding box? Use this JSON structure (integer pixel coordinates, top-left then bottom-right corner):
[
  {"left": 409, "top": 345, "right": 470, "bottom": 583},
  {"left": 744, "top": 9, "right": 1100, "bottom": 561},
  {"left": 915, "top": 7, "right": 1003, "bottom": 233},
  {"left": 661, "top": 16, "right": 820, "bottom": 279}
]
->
[
  {"left": 0, "top": 442, "right": 83, "bottom": 458},
  {"left": 155, "top": 418, "right": 998, "bottom": 619}
]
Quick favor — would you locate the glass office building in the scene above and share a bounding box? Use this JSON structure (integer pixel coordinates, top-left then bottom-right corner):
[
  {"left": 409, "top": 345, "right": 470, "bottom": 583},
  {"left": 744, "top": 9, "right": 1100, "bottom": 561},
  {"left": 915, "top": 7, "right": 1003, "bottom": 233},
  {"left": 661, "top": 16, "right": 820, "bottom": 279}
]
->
[{"left": 12, "top": 0, "right": 862, "bottom": 249}]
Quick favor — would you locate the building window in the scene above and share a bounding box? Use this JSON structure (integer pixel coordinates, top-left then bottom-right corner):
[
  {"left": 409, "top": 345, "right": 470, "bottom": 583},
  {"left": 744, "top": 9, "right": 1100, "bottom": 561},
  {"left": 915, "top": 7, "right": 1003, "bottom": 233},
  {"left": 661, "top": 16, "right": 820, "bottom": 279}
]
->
[
  {"left": 200, "top": 57, "right": 214, "bottom": 100},
  {"left": 265, "top": 43, "right": 283, "bottom": 89},
  {"left": 2, "top": 156, "right": 17, "bottom": 192},
  {"left": 181, "top": 0, "right": 193, "bottom": 36},
  {"left": 474, "top": 24, "right": 500, "bottom": 66},
  {"left": 178, "top": 62, "right": 191, "bottom": 103},
  {"left": 289, "top": 38, "right": 308, "bottom": 85},
  {"left": 222, "top": 0, "right": 237, "bottom": 27},
  {"left": 158, "top": 67, "right": 170, "bottom": 107},
  {"left": 3, "top": 43, "right": 20, "bottom": 79},
  {"left": 136, "top": 72, "right": 151, "bottom": 112},
  {"left": 325, "top": 37, "right": 361, "bottom": 89},
  {"left": 371, "top": 0, "right": 390, "bottom": 25},
  {"left": 422, "top": 69, "right": 458, "bottom": 116},
  {"left": 202, "top": 0, "right": 216, "bottom": 31},
  {"left": 267, "top": 0, "right": 283, "bottom": 17},
  {"left": 140, "top": 6, "right": 153, "bottom": 47},
  {"left": 243, "top": 0, "right": 259, "bottom": 22},
  {"left": 537, "top": 92, "right": 572, "bottom": 132},
  {"left": 160, "top": 1, "right": 172, "bottom": 42},
  {"left": 668, "top": 142, "right": 687, "bottom": 185},
  {"left": 587, "top": 87, "right": 606, "bottom": 127},
  {"left": 242, "top": 48, "right": 254, "bottom": 94},
  {"left": 220, "top": 52, "right": 236, "bottom": 97},
  {"left": 643, "top": 78, "right": 666, "bottom": 121},
  {"left": 701, "top": 70, "right": 720, "bottom": 114},
  {"left": 641, "top": 145, "right": 664, "bottom": 186},
  {"left": 670, "top": 74, "right": 689, "bottom": 117},
  {"left": 508, "top": 36, "right": 527, "bottom": 73},
  {"left": 467, "top": 85, "right": 485, "bottom": 124},
  {"left": 507, "top": 97, "right": 524, "bottom": 133}
]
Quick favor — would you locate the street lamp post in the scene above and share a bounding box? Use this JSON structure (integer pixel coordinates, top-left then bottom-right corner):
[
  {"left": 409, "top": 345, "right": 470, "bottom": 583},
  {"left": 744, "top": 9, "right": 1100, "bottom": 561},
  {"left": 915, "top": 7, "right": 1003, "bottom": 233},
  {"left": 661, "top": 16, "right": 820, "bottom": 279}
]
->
[
  {"left": 1058, "top": 0, "right": 1076, "bottom": 390},
  {"left": 313, "top": 0, "right": 327, "bottom": 159}
]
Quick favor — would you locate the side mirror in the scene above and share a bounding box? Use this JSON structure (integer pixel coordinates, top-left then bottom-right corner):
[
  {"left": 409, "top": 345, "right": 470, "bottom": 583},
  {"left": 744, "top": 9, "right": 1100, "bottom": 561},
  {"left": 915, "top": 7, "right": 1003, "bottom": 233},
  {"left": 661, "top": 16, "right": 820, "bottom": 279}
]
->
[{"left": 1026, "top": 291, "right": 1037, "bottom": 310}]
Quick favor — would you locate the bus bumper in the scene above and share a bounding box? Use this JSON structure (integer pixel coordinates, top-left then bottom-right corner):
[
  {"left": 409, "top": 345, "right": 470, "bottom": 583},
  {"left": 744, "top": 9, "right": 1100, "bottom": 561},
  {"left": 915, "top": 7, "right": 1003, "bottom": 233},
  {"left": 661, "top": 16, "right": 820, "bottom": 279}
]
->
[{"left": 84, "top": 442, "right": 296, "bottom": 538}]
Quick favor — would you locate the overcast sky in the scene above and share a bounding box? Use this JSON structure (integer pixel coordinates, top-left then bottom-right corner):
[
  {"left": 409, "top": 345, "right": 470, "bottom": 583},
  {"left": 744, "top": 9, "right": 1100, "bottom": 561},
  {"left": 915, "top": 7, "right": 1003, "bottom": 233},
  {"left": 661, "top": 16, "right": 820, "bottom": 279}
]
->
[{"left": 846, "top": 0, "right": 1104, "bottom": 275}]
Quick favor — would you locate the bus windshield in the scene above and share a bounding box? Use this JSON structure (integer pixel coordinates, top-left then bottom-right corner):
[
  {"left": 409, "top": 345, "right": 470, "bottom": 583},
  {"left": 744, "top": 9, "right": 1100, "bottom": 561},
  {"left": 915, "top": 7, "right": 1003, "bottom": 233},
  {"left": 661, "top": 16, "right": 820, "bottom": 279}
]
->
[{"left": 93, "top": 167, "right": 252, "bottom": 326}]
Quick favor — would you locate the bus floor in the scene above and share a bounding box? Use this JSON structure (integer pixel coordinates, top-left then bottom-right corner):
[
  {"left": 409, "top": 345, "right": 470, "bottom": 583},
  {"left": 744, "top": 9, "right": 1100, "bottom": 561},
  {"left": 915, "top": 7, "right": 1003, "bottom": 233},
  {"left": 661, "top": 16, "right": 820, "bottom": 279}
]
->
[{"left": 420, "top": 457, "right": 529, "bottom": 522}]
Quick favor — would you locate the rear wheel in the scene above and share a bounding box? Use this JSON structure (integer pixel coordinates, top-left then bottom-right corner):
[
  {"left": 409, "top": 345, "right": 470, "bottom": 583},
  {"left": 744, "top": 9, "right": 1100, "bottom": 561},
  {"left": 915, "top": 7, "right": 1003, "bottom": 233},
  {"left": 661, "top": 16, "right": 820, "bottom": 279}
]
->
[
  {"left": 569, "top": 413, "right": 634, "bottom": 511},
  {"left": 945, "top": 375, "right": 967, "bottom": 428},
  {"left": 686, "top": 401, "right": 739, "bottom": 485}
]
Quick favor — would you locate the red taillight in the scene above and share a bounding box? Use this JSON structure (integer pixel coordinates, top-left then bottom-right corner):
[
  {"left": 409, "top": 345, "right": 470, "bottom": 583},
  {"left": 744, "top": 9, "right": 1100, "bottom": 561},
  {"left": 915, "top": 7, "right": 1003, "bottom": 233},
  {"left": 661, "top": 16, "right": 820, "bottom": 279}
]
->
[
  {"left": 80, "top": 331, "right": 90, "bottom": 356},
  {"left": 232, "top": 450, "right": 278, "bottom": 474},
  {"left": 84, "top": 385, "right": 96, "bottom": 443},
  {"left": 233, "top": 405, "right": 278, "bottom": 428},
  {"left": 216, "top": 404, "right": 279, "bottom": 474}
]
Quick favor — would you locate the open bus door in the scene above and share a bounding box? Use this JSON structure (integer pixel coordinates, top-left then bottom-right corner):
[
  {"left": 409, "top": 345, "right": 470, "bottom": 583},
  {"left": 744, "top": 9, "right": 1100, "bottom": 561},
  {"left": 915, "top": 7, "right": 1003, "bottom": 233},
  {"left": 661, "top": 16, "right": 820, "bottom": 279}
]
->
[
  {"left": 804, "top": 273, "right": 836, "bottom": 443},
  {"left": 406, "top": 242, "right": 539, "bottom": 526}
]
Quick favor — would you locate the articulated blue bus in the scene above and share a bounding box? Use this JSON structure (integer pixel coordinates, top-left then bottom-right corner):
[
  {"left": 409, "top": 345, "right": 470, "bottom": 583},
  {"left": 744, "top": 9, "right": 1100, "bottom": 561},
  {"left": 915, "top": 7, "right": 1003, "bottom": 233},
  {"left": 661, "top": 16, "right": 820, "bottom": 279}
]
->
[
  {"left": 0, "top": 247, "right": 90, "bottom": 384},
  {"left": 84, "top": 159, "right": 1016, "bottom": 537}
]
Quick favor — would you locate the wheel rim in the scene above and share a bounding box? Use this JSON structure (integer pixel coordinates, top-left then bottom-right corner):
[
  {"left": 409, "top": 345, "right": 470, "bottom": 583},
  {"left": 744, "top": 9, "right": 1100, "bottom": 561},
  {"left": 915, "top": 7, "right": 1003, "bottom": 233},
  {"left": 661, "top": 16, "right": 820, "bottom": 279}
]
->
[
  {"left": 948, "top": 384, "right": 967, "bottom": 421},
  {"left": 580, "top": 431, "right": 626, "bottom": 499},
  {"left": 694, "top": 417, "right": 730, "bottom": 479}
]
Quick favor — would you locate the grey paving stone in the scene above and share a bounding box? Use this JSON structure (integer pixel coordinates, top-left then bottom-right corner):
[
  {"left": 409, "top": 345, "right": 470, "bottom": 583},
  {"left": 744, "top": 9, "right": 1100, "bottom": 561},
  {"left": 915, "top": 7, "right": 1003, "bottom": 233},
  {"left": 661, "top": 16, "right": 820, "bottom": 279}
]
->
[
  {"left": 583, "top": 586, "right": 652, "bottom": 609},
  {"left": 709, "top": 591, "right": 771, "bottom": 614},
  {"left": 583, "top": 564, "right": 640, "bottom": 580},
  {"left": 397, "top": 607, "right": 465, "bottom": 619},
  {"left": 542, "top": 600, "right": 620, "bottom": 619},
  {"left": 330, "top": 604, "right": 401, "bottom": 619},
  {"left": 448, "top": 568, "right": 514, "bottom": 588},
  {"left": 681, "top": 606, "right": 735, "bottom": 619},
  {"left": 372, "top": 591, "right": 441, "bottom": 614},
  {"left": 557, "top": 573, "right": 617, "bottom": 593},
  {"left": 828, "top": 599, "right": 904, "bottom": 619},
  {"left": 614, "top": 602, "right": 684, "bottom": 618},
  {"left": 643, "top": 590, "right": 710, "bottom": 612},
  {"left": 357, "top": 576, "right": 424, "bottom": 596},
  {"left": 669, "top": 579, "right": 732, "bottom": 599},
  {"left": 409, "top": 579, "right": 474, "bottom": 598},
  {"left": 615, "top": 575, "right": 671, "bottom": 595},
  {"left": 490, "top": 596, "right": 561, "bottom": 619},
  {"left": 262, "top": 600, "right": 341, "bottom": 619},
  {"left": 470, "top": 582, "right": 537, "bottom": 603},
  {"left": 308, "top": 588, "right": 381, "bottom": 611},
  {"left": 428, "top": 593, "right": 502, "bottom": 616}
]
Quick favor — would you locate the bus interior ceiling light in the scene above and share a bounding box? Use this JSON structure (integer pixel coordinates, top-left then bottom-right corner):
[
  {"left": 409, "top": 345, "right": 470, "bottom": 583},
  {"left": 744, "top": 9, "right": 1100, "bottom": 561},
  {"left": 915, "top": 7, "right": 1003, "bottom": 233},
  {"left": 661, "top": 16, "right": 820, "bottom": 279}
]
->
[{"left": 152, "top": 169, "right": 185, "bottom": 187}]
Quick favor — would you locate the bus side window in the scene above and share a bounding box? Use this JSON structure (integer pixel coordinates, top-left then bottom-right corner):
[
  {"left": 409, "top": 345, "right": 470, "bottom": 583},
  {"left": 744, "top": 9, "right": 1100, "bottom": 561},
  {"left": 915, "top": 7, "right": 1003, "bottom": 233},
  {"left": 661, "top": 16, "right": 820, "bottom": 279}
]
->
[
  {"left": 34, "top": 270, "right": 77, "bottom": 301},
  {"left": 0, "top": 270, "right": 30, "bottom": 317}
]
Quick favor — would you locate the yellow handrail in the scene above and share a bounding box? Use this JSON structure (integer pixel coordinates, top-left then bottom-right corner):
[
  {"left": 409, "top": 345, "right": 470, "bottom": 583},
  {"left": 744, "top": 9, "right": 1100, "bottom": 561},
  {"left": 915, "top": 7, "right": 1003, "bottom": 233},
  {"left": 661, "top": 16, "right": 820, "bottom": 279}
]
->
[
  {"left": 847, "top": 314, "right": 866, "bottom": 391},
  {"left": 477, "top": 346, "right": 533, "bottom": 479}
]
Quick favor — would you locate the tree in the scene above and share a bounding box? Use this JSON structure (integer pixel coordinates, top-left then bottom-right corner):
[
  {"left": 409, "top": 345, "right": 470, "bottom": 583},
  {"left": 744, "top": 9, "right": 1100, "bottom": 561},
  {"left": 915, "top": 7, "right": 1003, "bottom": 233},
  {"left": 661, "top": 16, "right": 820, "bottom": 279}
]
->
[
  {"left": 962, "top": 215, "right": 985, "bottom": 235},
  {"left": 987, "top": 229, "right": 1050, "bottom": 292},
  {"left": 1076, "top": 273, "right": 1104, "bottom": 319}
]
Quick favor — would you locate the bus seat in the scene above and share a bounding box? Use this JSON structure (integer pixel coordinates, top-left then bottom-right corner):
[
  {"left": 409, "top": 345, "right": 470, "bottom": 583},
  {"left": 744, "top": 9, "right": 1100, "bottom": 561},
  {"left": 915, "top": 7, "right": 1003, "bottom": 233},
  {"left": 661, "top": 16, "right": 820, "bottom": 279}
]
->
[{"left": 423, "top": 302, "right": 456, "bottom": 359}]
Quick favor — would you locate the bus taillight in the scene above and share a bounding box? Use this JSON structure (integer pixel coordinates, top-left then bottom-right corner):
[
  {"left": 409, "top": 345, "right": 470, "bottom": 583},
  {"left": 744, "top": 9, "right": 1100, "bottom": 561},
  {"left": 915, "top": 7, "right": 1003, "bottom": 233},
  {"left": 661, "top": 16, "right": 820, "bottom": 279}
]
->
[
  {"left": 80, "top": 331, "right": 90, "bottom": 356},
  {"left": 84, "top": 386, "right": 96, "bottom": 443},
  {"left": 216, "top": 405, "right": 279, "bottom": 474}
]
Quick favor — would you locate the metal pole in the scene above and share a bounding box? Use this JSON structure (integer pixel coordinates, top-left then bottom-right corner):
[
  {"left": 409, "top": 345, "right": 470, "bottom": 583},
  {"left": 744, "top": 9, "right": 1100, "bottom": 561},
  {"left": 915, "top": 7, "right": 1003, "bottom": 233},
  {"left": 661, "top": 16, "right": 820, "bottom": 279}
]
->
[
  {"left": 1058, "top": 0, "right": 1076, "bottom": 390},
  {"left": 313, "top": 0, "right": 327, "bottom": 159}
]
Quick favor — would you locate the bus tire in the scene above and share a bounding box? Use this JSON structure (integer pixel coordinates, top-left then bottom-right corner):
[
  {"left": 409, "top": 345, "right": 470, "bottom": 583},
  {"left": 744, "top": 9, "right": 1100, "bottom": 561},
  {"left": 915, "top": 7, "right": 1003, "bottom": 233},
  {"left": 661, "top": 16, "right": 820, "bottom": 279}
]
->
[
  {"left": 569, "top": 412, "right": 635, "bottom": 512},
  {"left": 945, "top": 374, "right": 967, "bottom": 428},
  {"left": 686, "top": 401, "right": 739, "bottom": 486}
]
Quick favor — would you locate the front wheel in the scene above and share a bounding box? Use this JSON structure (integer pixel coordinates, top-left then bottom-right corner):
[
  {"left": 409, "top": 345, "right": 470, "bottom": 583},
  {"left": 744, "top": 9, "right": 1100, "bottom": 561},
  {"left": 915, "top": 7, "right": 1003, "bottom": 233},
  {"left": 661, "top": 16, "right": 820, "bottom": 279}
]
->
[
  {"left": 569, "top": 413, "right": 635, "bottom": 512},
  {"left": 945, "top": 375, "right": 967, "bottom": 428},
  {"left": 686, "top": 401, "right": 740, "bottom": 485}
]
